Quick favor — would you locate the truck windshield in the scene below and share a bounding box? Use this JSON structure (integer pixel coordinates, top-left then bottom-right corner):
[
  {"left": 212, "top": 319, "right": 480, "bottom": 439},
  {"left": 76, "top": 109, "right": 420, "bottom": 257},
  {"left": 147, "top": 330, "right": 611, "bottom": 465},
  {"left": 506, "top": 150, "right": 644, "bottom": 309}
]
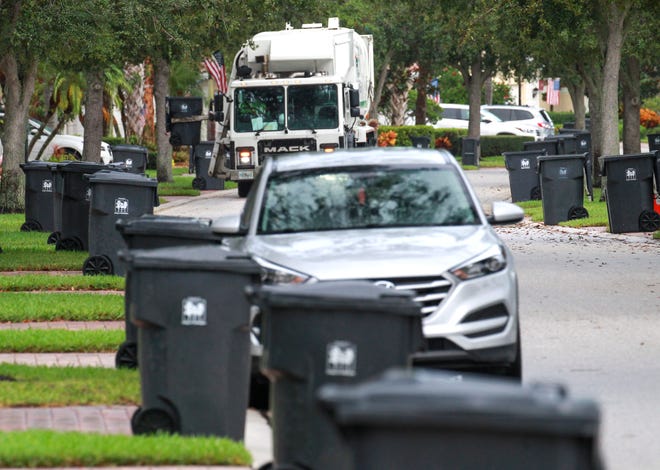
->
[
  {"left": 234, "top": 87, "right": 285, "bottom": 132},
  {"left": 287, "top": 84, "right": 338, "bottom": 130},
  {"left": 258, "top": 166, "right": 479, "bottom": 234}
]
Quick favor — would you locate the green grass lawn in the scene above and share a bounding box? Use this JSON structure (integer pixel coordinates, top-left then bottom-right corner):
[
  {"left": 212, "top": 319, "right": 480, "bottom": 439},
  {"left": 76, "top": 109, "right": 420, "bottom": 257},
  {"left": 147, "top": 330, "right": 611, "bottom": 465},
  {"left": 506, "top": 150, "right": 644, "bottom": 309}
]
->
[
  {"left": 0, "top": 364, "right": 138, "bottom": 406},
  {"left": 0, "top": 292, "right": 124, "bottom": 322},
  {"left": 0, "top": 329, "right": 124, "bottom": 352},
  {"left": 0, "top": 273, "right": 124, "bottom": 291},
  {"left": 0, "top": 430, "right": 251, "bottom": 468},
  {"left": 517, "top": 188, "right": 610, "bottom": 228}
]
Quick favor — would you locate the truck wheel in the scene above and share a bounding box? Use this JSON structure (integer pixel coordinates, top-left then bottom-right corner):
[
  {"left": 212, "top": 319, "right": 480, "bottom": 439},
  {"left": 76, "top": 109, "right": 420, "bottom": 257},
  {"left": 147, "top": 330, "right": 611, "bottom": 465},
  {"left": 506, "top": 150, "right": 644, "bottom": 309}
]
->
[{"left": 238, "top": 181, "right": 252, "bottom": 198}]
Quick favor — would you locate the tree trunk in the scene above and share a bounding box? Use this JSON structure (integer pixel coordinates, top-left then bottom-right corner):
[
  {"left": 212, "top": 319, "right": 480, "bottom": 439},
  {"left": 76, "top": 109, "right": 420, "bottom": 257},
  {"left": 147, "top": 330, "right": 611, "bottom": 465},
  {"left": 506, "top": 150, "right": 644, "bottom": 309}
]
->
[
  {"left": 460, "top": 58, "right": 483, "bottom": 139},
  {"left": 414, "top": 66, "right": 430, "bottom": 125},
  {"left": 565, "top": 78, "right": 587, "bottom": 130},
  {"left": 143, "top": 58, "right": 156, "bottom": 145},
  {"left": 153, "top": 57, "right": 173, "bottom": 183},
  {"left": 369, "top": 50, "right": 393, "bottom": 121},
  {"left": 600, "top": 1, "right": 629, "bottom": 158},
  {"left": 83, "top": 70, "right": 105, "bottom": 163},
  {"left": 0, "top": 53, "right": 37, "bottom": 212},
  {"left": 621, "top": 55, "right": 641, "bottom": 154}
]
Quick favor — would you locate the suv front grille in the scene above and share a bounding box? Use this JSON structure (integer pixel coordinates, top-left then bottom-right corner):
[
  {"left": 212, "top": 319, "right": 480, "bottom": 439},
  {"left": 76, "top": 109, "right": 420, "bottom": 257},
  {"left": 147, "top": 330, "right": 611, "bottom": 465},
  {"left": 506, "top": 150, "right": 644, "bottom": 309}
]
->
[{"left": 370, "top": 276, "right": 453, "bottom": 317}]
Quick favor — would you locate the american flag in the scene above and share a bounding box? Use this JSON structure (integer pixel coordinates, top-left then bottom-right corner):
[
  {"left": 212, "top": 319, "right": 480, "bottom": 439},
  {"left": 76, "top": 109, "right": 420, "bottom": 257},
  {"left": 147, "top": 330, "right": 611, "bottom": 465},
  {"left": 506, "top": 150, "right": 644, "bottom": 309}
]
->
[
  {"left": 430, "top": 78, "right": 441, "bottom": 104},
  {"left": 547, "top": 78, "right": 560, "bottom": 106},
  {"left": 204, "top": 50, "right": 228, "bottom": 94}
]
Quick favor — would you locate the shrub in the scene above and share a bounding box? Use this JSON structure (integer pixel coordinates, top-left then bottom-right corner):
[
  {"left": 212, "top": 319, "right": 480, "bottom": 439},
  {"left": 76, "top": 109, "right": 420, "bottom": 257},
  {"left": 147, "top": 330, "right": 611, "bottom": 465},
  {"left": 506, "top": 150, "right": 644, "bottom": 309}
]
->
[{"left": 640, "top": 108, "right": 660, "bottom": 129}]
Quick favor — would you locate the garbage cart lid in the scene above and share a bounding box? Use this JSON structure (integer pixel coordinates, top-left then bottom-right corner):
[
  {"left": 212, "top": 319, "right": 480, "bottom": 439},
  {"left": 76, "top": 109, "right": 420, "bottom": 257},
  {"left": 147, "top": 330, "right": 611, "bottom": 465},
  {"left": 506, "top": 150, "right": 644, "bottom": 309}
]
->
[
  {"left": 503, "top": 150, "right": 546, "bottom": 171},
  {"left": 58, "top": 161, "right": 117, "bottom": 174},
  {"left": 600, "top": 153, "right": 655, "bottom": 177},
  {"left": 115, "top": 215, "right": 216, "bottom": 238},
  {"left": 247, "top": 281, "right": 422, "bottom": 317},
  {"left": 110, "top": 143, "right": 148, "bottom": 152},
  {"left": 19, "top": 161, "right": 53, "bottom": 170},
  {"left": 318, "top": 368, "right": 600, "bottom": 436},
  {"left": 537, "top": 153, "right": 586, "bottom": 163},
  {"left": 119, "top": 244, "right": 260, "bottom": 273},
  {"left": 86, "top": 170, "right": 157, "bottom": 187}
]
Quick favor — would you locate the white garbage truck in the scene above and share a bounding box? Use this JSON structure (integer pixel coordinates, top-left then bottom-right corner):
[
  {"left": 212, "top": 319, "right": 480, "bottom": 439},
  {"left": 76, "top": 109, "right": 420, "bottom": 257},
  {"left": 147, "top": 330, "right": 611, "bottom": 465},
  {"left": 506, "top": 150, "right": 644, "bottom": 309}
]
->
[{"left": 208, "top": 18, "right": 376, "bottom": 197}]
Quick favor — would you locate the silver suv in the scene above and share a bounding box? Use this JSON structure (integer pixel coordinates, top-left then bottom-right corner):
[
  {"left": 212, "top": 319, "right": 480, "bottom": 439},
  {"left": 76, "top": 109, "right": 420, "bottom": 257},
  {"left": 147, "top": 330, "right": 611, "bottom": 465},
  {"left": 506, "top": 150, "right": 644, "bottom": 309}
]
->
[
  {"left": 216, "top": 148, "right": 524, "bottom": 382},
  {"left": 482, "top": 105, "right": 555, "bottom": 139}
]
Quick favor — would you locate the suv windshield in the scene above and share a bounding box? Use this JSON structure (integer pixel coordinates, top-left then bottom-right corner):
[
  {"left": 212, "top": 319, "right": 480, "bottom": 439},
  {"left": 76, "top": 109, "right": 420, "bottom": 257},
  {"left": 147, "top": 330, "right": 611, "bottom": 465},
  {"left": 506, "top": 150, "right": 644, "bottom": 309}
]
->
[{"left": 258, "top": 166, "right": 478, "bottom": 234}]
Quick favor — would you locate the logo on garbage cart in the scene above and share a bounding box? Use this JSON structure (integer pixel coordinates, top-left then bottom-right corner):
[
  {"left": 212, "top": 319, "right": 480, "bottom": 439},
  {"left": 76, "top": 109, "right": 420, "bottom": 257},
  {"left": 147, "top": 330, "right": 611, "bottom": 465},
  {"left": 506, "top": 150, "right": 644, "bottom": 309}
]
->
[
  {"left": 114, "top": 197, "right": 129, "bottom": 215},
  {"left": 41, "top": 179, "right": 53, "bottom": 192},
  {"left": 520, "top": 158, "right": 530, "bottom": 170},
  {"left": 326, "top": 341, "right": 357, "bottom": 377},
  {"left": 559, "top": 167, "right": 568, "bottom": 178},
  {"left": 626, "top": 168, "right": 637, "bottom": 182},
  {"left": 125, "top": 158, "right": 133, "bottom": 168},
  {"left": 181, "top": 297, "right": 207, "bottom": 326},
  {"left": 205, "top": 149, "right": 212, "bottom": 157},
  {"left": 85, "top": 188, "right": 92, "bottom": 201}
]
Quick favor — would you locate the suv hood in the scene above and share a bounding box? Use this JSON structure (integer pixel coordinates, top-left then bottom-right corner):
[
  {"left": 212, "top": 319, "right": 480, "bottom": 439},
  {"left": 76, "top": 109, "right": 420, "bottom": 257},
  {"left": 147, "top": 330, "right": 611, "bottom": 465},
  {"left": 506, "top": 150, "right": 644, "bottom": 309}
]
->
[{"left": 246, "top": 225, "right": 499, "bottom": 280}]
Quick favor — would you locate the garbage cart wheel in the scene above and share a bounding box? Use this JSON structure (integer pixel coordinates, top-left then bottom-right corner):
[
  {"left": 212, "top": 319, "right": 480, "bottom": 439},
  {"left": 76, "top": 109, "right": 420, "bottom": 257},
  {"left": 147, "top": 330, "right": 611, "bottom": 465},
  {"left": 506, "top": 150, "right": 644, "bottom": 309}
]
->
[
  {"left": 131, "top": 407, "right": 179, "bottom": 435},
  {"left": 47, "top": 232, "right": 60, "bottom": 245},
  {"left": 567, "top": 206, "right": 589, "bottom": 220},
  {"left": 20, "top": 219, "right": 42, "bottom": 232},
  {"left": 56, "top": 237, "right": 84, "bottom": 251},
  {"left": 192, "top": 177, "right": 207, "bottom": 190},
  {"left": 115, "top": 341, "right": 138, "bottom": 369},
  {"left": 639, "top": 210, "right": 660, "bottom": 232},
  {"left": 530, "top": 186, "right": 542, "bottom": 200},
  {"left": 83, "top": 255, "right": 113, "bottom": 275}
]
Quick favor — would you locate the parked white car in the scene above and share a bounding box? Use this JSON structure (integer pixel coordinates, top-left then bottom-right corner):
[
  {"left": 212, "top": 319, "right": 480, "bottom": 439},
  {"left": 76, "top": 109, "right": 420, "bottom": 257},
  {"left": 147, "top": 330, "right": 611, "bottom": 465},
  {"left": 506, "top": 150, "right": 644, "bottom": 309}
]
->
[
  {"left": 0, "top": 113, "right": 113, "bottom": 163},
  {"left": 434, "top": 104, "right": 541, "bottom": 140},
  {"left": 482, "top": 105, "right": 555, "bottom": 139}
]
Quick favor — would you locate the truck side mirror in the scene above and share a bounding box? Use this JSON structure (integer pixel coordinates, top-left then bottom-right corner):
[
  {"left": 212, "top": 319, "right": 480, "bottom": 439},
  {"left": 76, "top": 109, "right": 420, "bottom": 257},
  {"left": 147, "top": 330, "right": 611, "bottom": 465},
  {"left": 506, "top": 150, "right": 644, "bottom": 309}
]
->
[{"left": 349, "top": 89, "right": 361, "bottom": 117}]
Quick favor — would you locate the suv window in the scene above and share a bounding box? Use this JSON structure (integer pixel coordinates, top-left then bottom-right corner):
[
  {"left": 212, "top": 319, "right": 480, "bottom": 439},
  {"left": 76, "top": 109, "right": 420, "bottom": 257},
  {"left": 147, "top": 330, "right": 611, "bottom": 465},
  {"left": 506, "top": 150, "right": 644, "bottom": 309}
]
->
[
  {"left": 443, "top": 108, "right": 466, "bottom": 120},
  {"left": 513, "top": 110, "right": 534, "bottom": 120},
  {"left": 486, "top": 108, "right": 511, "bottom": 121}
]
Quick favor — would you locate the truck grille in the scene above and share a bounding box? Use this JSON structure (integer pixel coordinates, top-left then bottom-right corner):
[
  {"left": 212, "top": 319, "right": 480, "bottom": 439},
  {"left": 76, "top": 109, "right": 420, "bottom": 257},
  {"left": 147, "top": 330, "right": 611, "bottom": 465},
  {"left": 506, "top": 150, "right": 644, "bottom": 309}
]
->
[
  {"left": 370, "top": 276, "right": 453, "bottom": 317},
  {"left": 257, "top": 138, "right": 317, "bottom": 164}
]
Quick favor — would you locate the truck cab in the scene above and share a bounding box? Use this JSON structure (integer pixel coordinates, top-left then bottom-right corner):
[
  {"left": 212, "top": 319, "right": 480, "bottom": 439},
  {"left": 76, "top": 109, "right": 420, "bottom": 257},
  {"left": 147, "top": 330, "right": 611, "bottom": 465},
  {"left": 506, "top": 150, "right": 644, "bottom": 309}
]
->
[{"left": 209, "top": 18, "right": 376, "bottom": 197}]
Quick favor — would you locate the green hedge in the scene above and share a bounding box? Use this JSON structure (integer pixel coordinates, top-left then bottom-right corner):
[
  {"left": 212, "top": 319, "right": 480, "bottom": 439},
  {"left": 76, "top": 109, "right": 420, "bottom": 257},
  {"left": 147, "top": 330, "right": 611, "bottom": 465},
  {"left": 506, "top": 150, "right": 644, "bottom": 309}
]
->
[{"left": 378, "top": 125, "right": 534, "bottom": 156}]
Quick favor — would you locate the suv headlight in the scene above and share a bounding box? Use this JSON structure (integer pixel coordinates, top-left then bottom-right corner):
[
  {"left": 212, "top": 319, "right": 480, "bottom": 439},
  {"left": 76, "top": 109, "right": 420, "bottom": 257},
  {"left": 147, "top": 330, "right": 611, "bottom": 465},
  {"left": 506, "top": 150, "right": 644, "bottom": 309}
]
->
[
  {"left": 450, "top": 245, "right": 507, "bottom": 281},
  {"left": 254, "top": 256, "right": 314, "bottom": 285}
]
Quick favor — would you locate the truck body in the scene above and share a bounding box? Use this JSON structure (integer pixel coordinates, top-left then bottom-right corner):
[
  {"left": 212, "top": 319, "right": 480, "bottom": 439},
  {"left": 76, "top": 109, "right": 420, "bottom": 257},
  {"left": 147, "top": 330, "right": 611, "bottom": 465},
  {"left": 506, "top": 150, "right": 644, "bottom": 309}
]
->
[{"left": 209, "top": 18, "right": 376, "bottom": 196}]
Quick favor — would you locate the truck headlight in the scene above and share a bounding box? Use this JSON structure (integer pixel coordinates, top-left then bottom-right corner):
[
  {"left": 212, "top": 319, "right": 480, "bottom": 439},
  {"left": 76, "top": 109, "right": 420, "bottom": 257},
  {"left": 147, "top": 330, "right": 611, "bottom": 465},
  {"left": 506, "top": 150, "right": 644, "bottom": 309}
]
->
[
  {"left": 254, "top": 257, "right": 314, "bottom": 285},
  {"left": 450, "top": 246, "right": 507, "bottom": 281}
]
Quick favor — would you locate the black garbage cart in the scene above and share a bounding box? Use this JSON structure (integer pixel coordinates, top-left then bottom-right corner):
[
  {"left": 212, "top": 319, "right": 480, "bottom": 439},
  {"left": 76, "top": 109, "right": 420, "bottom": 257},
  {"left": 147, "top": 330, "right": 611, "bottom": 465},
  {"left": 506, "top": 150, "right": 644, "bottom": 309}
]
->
[
  {"left": 121, "top": 245, "right": 260, "bottom": 438},
  {"left": 319, "top": 368, "right": 603, "bottom": 470},
  {"left": 537, "top": 153, "right": 592, "bottom": 225},
  {"left": 83, "top": 171, "right": 159, "bottom": 276},
  {"left": 247, "top": 281, "right": 424, "bottom": 470},
  {"left": 601, "top": 153, "right": 659, "bottom": 233}
]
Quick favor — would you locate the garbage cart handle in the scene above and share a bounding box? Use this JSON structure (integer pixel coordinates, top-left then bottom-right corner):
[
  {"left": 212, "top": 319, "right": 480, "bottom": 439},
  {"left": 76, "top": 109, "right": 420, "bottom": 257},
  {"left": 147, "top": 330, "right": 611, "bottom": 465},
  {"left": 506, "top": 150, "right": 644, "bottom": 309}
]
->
[{"left": 583, "top": 152, "right": 594, "bottom": 202}]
